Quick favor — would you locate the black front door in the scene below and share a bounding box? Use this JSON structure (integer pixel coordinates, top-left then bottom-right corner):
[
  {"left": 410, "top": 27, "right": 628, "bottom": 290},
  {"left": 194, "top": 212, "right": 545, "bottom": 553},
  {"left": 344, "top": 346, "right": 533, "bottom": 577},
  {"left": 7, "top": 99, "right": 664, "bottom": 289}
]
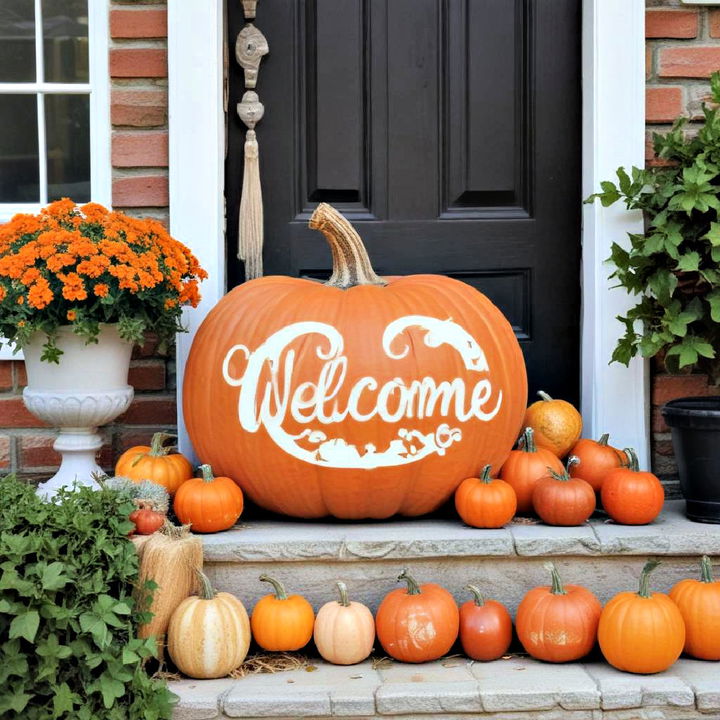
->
[{"left": 226, "top": 0, "right": 581, "bottom": 405}]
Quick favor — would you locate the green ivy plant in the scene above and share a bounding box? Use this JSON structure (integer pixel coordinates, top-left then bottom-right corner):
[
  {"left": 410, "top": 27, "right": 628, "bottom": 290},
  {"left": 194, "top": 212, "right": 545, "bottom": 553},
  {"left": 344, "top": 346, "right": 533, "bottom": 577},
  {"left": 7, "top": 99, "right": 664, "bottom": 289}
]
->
[
  {"left": 586, "top": 71, "right": 720, "bottom": 384},
  {"left": 0, "top": 476, "right": 176, "bottom": 719}
]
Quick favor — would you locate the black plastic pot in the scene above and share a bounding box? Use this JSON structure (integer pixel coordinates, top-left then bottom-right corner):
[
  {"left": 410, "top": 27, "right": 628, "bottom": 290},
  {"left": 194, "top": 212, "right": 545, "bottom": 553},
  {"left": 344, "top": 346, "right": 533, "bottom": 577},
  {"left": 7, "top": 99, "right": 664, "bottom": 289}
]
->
[{"left": 662, "top": 396, "right": 720, "bottom": 523}]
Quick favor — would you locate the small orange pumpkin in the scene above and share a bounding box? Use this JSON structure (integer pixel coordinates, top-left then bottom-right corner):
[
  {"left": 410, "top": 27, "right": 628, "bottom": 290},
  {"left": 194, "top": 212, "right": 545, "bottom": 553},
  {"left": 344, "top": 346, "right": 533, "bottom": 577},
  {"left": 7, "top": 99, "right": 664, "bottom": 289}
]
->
[
  {"left": 601, "top": 449, "right": 664, "bottom": 525},
  {"left": 376, "top": 569, "right": 459, "bottom": 663},
  {"left": 313, "top": 581, "right": 375, "bottom": 665},
  {"left": 516, "top": 562, "right": 601, "bottom": 663},
  {"left": 599, "top": 560, "right": 685, "bottom": 674},
  {"left": 500, "top": 427, "right": 564, "bottom": 514},
  {"left": 524, "top": 390, "right": 582, "bottom": 457},
  {"left": 459, "top": 585, "right": 512, "bottom": 662},
  {"left": 569, "top": 433, "right": 626, "bottom": 492},
  {"left": 669, "top": 555, "right": 720, "bottom": 661},
  {"left": 115, "top": 432, "right": 193, "bottom": 496},
  {"left": 532, "top": 456, "right": 596, "bottom": 526},
  {"left": 455, "top": 464, "right": 517, "bottom": 528},
  {"left": 173, "top": 464, "right": 244, "bottom": 533},
  {"left": 251, "top": 575, "right": 315, "bottom": 651}
]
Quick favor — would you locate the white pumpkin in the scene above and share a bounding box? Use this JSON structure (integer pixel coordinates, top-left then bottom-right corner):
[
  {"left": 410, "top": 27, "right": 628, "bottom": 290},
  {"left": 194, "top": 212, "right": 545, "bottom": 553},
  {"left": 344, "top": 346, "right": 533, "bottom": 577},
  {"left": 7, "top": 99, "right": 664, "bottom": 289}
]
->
[
  {"left": 168, "top": 570, "right": 250, "bottom": 679},
  {"left": 313, "top": 581, "right": 375, "bottom": 665}
]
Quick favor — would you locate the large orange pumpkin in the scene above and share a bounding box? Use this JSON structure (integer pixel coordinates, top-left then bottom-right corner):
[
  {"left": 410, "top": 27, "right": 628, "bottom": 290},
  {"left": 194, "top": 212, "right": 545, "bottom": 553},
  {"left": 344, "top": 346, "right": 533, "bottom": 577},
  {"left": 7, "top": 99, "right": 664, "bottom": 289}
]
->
[
  {"left": 183, "top": 204, "right": 527, "bottom": 519},
  {"left": 669, "top": 555, "right": 720, "bottom": 661},
  {"left": 598, "top": 560, "right": 685, "bottom": 674}
]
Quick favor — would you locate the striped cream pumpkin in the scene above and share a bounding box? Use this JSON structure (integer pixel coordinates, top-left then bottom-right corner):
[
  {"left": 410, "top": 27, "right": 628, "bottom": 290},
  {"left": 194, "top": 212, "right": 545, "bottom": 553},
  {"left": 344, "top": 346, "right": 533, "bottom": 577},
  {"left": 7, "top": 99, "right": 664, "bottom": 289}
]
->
[{"left": 168, "top": 570, "right": 250, "bottom": 678}]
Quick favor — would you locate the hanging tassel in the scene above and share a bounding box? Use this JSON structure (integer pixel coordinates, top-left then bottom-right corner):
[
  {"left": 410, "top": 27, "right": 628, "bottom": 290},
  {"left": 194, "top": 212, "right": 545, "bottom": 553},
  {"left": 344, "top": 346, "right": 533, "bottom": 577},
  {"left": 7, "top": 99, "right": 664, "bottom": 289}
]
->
[
  {"left": 237, "top": 90, "right": 265, "bottom": 280},
  {"left": 238, "top": 128, "right": 263, "bottom": 279}
]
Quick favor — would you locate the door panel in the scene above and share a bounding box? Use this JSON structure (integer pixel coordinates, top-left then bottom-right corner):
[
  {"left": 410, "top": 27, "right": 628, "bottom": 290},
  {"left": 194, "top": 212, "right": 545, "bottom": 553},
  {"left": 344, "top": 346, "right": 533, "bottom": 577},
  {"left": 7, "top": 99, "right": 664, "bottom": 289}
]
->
[{"left": 226, "top": 0, "right": 581, "bottom": 405}]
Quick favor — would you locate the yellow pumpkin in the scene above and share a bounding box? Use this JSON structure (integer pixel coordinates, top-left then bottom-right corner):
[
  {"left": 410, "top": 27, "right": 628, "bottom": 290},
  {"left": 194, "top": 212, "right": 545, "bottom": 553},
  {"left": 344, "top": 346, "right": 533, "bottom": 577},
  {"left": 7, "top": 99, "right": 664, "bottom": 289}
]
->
[
  {"left": 168, "top": 570, "right": 250, "bottom": 679},
  {"left": 313, "top": 581, "right": 375, "bottom": 665}
]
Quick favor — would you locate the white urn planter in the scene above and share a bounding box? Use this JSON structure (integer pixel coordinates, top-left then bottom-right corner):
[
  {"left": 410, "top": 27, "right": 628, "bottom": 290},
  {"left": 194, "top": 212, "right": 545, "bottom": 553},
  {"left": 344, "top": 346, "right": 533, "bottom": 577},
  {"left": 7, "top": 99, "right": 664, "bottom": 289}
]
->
[{"left": 22, "top": 324, "right": 134, "bottom": 499}]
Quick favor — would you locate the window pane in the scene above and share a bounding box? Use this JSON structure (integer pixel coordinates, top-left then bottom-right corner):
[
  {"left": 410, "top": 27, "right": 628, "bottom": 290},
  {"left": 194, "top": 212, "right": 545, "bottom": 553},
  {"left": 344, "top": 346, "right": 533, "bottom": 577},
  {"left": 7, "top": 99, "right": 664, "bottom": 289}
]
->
[
  {"left": 43, "top": 0, "right": 88, "bottom": 83},
  {"left": 0, "top": 1, "right": 36, "bottom": 82},
  {"left": 0, "top": 95, "right": 39, "bottom": 203},
  {"left": 46, "top": 94, "right": 90, "bottom": 202}
]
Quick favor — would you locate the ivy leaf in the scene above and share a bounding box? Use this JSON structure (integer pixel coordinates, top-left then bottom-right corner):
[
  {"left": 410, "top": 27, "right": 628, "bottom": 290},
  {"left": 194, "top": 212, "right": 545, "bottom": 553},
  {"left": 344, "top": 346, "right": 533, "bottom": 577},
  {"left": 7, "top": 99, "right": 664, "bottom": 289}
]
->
[
  {"left": 708, "top": 290, "right": 720, "bottom": 322},
  {"left": 98, "top": 673, "right": 125, "bottom": 709},
  {"left": 41, "top": 561, "right": 70, "bottom": 591},
  {"left": 648, "top": 269, "right": 678, "bottom": 303},
  {"left": 53, "top": 682, "right": 79, "bottom": 716},
  {"left": 9, "top": 610, "right": 40, "bottom": 643},
  {"left": 0, "top": 688, "right": 32, "bottom": 714},
  {"left": 79, "top": 611, "right": 109, "bottom": 648},
  {"left": 676, "top": 251, "right": 700, "bottom": 272},
  {"left": 703, "top": 221, "right": 720, "bottom": 246}
]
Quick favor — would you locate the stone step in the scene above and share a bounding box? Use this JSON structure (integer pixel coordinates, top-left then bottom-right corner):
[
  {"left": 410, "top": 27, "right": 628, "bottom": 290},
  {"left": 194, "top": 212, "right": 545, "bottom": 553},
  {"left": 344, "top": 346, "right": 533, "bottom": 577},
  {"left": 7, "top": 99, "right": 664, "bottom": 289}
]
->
[
  {"left": 200, "top": 500, "right": 720, "bottom": 614},
  {"left": 170, "top": 655, "right": 720, "bottom": 719}
]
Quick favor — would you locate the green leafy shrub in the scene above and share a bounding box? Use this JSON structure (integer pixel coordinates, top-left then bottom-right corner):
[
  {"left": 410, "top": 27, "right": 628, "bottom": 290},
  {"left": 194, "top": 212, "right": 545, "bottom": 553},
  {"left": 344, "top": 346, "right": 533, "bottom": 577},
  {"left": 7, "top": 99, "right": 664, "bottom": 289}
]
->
[
  {"left": 587, "top": 71, "right": 720, "bottom": 383},
  {"left": 0, "top": 475, "right": 176, "bottom": 719}
]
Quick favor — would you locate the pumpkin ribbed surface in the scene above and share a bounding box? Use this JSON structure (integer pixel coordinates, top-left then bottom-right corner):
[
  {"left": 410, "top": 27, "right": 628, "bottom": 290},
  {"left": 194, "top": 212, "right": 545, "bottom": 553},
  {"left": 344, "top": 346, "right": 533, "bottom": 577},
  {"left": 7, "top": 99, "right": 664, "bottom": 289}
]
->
[
  {"left": 184, "top": 273, "right": 526, "bottom": 519},
  {"left": 168, "top": 591, "right": 250, "bottom": 679}
]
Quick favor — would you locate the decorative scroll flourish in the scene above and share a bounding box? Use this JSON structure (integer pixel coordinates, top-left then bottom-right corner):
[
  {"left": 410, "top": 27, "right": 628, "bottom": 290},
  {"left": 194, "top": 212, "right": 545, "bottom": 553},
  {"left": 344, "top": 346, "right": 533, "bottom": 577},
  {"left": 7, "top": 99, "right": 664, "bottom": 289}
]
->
[{"left": 235, "top": 1, "right": 268, "bottom": 281}]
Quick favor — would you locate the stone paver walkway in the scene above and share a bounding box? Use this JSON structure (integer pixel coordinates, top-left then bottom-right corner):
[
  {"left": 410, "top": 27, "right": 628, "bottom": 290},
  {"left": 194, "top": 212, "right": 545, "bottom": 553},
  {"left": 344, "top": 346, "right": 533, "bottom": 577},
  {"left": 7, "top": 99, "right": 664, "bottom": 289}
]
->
[{"left": 170, "top": 655, "right": 720, "bottom": 719}]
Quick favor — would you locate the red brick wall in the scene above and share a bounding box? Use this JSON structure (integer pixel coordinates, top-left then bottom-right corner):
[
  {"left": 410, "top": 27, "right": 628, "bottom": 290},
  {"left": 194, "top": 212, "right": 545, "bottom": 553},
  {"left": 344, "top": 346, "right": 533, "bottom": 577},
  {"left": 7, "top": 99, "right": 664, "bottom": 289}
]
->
[
  {"left": 646, "top": 1, "right": 720, "bottom": 487},
  {"left": 0, "top": 2, "right": 174, "bottom": 482}
]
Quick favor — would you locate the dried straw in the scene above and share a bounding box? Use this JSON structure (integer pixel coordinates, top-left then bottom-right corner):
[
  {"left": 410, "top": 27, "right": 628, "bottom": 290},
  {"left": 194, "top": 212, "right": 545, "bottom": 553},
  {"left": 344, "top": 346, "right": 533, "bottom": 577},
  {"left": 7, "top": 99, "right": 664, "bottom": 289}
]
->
[
  {"left": 229, "top": 653, "right": 308, "bottom": 678},
  {"left": 130, "top": 534, "right": 153, "bottom": 559},
  {"left": 135, "top": 522, "right": 203, "bottom": 644}
]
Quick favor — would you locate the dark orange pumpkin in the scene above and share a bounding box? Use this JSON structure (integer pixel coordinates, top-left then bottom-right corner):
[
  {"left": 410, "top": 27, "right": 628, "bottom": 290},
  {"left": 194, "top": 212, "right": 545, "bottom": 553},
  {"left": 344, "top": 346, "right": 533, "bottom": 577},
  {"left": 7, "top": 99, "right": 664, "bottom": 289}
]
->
[
  {"left": 115, "top": 432, "right": 193, "bottom": 496},
  {"left": 569, "top": 433, "right": 626, "bottom": 492},
  {"left": 601, "top": 449, "right": 664, "bottom": 525},
  {"left": 173, "top": 464, "right": 244, "bottom": 533},
  {"left": 500, "top": 427, "right": 564, "bottom": 514},
  {"left": 669, "top": 555, "right": 720, "bottom": 660},
  {"left": 251, "top": 575, "right": 315, "bottom": 651},
  {"left": 183, "top": 203, "right": 527, "bottom": 519},
  {"left": 523, "top": 391, "right": 582, "bottom": 457},
  {"left": 532, "top": 456, "right": 596, "bottom": 526},
  {"left": 516, "top": 563, "right": 601, "bottom": 663},
  {"left": 459, "top": 585, "right": 512, "bottom": 662},
  {"left": 599, "top": 560, "right": 685, "bottom": 674},
  {"left": 376, "top": 569, "right": 459, "bottom": 663},
  {"left": 455, "top": 464, "right": 517, "bottom": 528}
]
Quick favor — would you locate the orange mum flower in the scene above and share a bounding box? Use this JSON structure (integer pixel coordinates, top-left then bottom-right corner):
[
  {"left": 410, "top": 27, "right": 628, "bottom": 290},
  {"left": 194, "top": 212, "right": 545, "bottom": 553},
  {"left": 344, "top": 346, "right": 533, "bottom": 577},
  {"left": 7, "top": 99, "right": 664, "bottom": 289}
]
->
[
  {"left": 66, "top": 310, "right": 77, "bottom": 321},
  {"left": 28, "top": 278, "right": 53, "bottom": 310},
  {"left": 93, "top": 283, "right": 109, "bottom": 298},
  {"left": 58, "top": 272, "right": 87, "bottom": 302}
]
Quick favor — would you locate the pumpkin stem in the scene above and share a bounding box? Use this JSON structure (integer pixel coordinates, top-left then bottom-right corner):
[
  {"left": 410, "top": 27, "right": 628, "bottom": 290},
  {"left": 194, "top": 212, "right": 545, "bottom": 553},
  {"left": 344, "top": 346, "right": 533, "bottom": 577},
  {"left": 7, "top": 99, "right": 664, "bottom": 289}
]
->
[
  {"left": 259, "top": 574, "right": 288, "bottom": 601},
  {"left": 199, "top": 464, "right": 215, "bottom": 483},
  {"left": 308, "top": 203, "right": 387, "bottom": 290},
  {"left": 701, "top": 555, "right": 715, "bottom": 584},
  {"left": 479, "top": 465, "right": 493, "bottom": 484},
  {"left": 466, "top": 584, "right": 485, "bottom": 606},
  {"left": 638, "top": 559, "right": 661, "bottom": 599},
  {"left": 544, "top": 562, "right": 567, "bottom": 595},
  {"left": 398, "top": 568, "right": 422, "bottom": 596},
  {"left": 538, "top": 390, "right": 553, "bottom": 402},
  {"left": 598, "top": 433, "right": 610, "bottom": 446},
  {"left": 622, "top": 448, "right": 640, "bottom": 473},
  {"left": 518, "top": 427, "right": 537, "bottom": 453},
  {"left": 149, "top": 432, "right": 177, "bottom": 456},
  {"left": 335, "top": 581, "right": 351, "bottom": 607},
  {"left": 196, "top": 568, "right": 216, "bottom": 601}
]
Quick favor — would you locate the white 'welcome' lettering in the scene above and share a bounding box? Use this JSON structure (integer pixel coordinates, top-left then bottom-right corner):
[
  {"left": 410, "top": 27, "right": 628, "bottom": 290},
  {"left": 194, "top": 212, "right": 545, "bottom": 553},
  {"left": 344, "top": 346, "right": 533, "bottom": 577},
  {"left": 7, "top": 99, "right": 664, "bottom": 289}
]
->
[{"left": 222, "top": 316, "right": 502, "bottom": 469}]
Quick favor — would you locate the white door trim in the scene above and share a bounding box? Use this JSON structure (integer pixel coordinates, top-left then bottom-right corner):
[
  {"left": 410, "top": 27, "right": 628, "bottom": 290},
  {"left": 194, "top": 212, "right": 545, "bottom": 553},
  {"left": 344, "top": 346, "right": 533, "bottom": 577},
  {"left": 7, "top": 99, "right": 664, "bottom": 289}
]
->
[{"left": 168, "top": 0, "right": 650, "bottom": 465}]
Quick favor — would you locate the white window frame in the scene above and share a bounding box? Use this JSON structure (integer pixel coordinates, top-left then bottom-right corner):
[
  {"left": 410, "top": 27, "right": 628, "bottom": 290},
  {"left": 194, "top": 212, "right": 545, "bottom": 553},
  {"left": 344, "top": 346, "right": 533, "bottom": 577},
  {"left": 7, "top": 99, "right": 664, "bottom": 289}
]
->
[
  {"left": 168, "top": 0, "right": 651, "bottom": 466},
  {"left": 0, "top": 0, "right": 110, "bottom": 360}
]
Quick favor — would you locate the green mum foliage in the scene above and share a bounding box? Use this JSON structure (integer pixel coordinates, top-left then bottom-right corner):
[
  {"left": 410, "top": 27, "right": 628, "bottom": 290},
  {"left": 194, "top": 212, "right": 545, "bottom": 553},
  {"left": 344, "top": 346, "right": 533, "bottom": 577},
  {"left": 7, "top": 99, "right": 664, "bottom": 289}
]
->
[
  {"left": 0, "top": 476, "right": 176, "bottom": 719},
  {"left": 586, "top": 71, "right": 720, "bottom": 384}
]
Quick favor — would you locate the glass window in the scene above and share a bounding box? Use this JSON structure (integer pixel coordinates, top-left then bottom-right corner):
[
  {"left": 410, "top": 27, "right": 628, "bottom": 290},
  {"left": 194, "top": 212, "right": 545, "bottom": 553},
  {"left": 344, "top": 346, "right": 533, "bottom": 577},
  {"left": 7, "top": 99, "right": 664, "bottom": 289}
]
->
[
  {"left": 0, "top": 96, "right": 39, "bottom": 203},
  {"left": 0, "top": 0, "right": 99, "bottom": 210},
  {"left": 0, "top": 1, "right": 36, "bottom": 82}
]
